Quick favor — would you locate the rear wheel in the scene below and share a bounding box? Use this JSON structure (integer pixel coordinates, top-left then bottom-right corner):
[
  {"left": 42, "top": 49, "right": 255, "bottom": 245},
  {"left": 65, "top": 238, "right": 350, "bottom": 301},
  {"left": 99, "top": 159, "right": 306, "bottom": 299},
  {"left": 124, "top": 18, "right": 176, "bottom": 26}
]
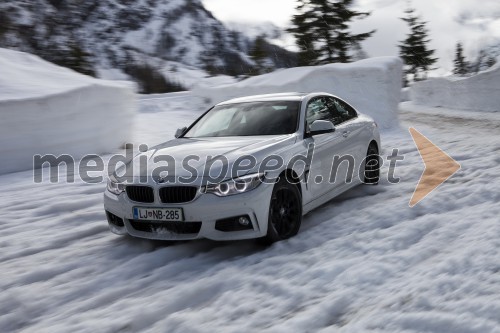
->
[
  {"left": 261, "top": 177, "right": 302, "bottom": 244},
  {"left": 364, "top": 143, "right": 380, "bottom": 185}
]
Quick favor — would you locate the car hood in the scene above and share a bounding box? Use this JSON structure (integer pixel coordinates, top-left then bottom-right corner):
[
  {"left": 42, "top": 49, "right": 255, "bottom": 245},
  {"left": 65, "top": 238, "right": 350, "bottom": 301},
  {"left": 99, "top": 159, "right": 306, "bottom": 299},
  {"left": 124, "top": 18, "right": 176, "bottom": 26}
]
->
[{"left": 117, "top": 134, "right": 297, "bottom": 182}]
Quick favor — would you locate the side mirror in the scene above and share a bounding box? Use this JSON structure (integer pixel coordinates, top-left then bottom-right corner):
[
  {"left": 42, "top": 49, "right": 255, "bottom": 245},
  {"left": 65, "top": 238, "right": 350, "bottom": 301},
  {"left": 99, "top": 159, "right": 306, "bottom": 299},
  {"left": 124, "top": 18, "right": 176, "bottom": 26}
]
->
[
  {"left": 309, "top": 120, "right": 335, "bottom": 136},
  {"left": 175, "top": 127, "right": 187, "bottom": 138}
]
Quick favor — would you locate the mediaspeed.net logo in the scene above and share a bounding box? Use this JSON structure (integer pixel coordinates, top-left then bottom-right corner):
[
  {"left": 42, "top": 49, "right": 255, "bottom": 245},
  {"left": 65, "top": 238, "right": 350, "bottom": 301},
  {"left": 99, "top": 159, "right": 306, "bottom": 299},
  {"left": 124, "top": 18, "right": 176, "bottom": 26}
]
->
[{"left": 31, "top": 128, "right": 460, "bottom": 208}]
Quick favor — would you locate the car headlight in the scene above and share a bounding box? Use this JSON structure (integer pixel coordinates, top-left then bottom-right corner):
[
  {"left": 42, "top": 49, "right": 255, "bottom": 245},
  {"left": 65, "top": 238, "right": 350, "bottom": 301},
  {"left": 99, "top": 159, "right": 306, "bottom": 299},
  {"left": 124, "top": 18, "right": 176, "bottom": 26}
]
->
[
  {"left": 204, "top": 173, "right": 264, "bottom": 197},
  {"left": 107, "top": 176, "right": 126, "bottom": 195}
]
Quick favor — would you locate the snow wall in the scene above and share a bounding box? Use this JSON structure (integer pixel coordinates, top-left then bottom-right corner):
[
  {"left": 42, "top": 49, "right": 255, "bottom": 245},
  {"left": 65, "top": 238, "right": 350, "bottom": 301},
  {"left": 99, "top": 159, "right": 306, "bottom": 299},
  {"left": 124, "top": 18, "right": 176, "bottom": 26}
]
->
[
  {"left": 193, "top": 57, "right": 403, "bottom": 130},
  {"left": 410, "top": 64, "right": 500, "bottom": 112},
  {"left": 0, "top": 48, "right": 136, "bottom": 175}
]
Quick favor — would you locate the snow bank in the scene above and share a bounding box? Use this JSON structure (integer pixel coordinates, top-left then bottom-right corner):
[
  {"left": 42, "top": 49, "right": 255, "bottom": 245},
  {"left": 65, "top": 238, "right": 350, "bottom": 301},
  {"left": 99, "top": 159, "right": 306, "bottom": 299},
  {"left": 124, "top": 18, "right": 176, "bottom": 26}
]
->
[
  {"left": 400, "top": 87, "right": 411, "bottom": 102},
  {"left": 0, "top": 48, "right": 136, "bottom": 175},
  {"left": 193, "top": 57, "right": 403, "bottom": 130},
  {"left": 410, "top": 64, "right": 500, "bottom": 112}
]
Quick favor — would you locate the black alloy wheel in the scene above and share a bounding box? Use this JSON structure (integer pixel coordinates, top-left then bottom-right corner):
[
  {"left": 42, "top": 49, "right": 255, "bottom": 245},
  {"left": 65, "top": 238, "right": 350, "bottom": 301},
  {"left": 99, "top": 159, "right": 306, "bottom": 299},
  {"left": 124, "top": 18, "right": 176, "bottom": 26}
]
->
[
  {"left": 262, "top": 177, "right": 302, "bottom": 243},
  {"left": 364, "top": 144, "right": 380, "bottom": 185}
]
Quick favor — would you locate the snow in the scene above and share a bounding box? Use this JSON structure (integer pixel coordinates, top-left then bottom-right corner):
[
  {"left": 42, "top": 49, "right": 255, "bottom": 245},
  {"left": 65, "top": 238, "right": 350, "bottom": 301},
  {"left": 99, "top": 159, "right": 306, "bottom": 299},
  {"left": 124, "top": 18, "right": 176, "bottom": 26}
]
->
[
  {"left": 135, "top": 93, "right": 206, "bottom": 145},
  {"left": 158, "top": 60, "right": 237, "bottom": 89},
  {"left": 123, "top": 18, "right": 164, "bottom": 55},
  {"left": 410, "top": 64, "right": 500, "bottom": 112},
  {"left": 96, "top": 68, "right": 132, "bottom": 82},
  {"left": 0, "top": 48, "right": 136, "bottom": 175},
  {"left": 2, "top": 89, "right": 500, "bottom": 332},
  {"left": 401, "top": 87, "right": 411, "bottom": 102},
  {"left": 225, "top": 21, "right": 282, "bottom": 40},
  {"left": 193, "top": 57, "right": 403, "bottom": 130},
  {"left": 400, "top": 101, "right": 500, "bottom": 123},
  {"left": 114, "top": 0, "right": 250, "bottom": 69},
  {"left": 224, "top": 21, "right": 291, "bottom": 49},
  {"left": 108, "top": 53, "right": 236, "bottom": 90}
]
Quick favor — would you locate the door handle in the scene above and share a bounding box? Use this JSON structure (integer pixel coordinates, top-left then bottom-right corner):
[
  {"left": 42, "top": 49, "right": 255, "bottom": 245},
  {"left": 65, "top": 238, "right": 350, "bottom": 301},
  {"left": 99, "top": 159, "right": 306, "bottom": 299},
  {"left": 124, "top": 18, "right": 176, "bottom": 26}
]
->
[{"left": 342, "top": 131, "right": 350, "bottom": 138}]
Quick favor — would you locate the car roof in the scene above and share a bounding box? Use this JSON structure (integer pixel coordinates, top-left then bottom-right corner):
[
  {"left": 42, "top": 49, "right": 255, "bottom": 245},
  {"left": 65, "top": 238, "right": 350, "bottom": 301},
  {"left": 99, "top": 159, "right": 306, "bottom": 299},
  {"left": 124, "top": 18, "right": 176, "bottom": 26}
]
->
[{"left": 218, "top": 92, "right": 315, "bottom": 105}]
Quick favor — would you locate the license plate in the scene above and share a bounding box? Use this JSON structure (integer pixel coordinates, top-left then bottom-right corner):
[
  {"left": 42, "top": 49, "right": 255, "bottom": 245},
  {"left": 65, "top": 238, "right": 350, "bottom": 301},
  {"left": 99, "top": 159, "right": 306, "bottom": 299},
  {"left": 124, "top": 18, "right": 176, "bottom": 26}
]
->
[{"left": 133, "top": 207, "right": 184, "bottom": 222}]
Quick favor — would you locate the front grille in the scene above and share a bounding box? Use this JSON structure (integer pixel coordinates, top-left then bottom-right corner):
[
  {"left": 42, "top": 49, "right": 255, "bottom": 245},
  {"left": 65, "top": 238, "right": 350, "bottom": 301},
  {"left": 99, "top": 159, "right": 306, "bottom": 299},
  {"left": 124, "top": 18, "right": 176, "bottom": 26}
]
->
[
  {"left": 106, "top": 211, "right": 124, "bottom": 227},
  {"left": 129, "top": 220, "right": 202, "bottom": 234},
  {"left": 126, "top": 186, "right": 154, "bottom": 203},
  {"left": 159, "top": 186, "right": 198, "bottom": 203}
]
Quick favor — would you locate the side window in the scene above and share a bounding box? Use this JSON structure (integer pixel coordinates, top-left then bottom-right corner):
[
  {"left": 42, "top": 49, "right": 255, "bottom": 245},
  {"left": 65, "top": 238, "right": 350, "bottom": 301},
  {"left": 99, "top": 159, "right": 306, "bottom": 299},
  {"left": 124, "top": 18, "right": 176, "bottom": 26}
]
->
[
  {"left": 306, "top": 97, "right": 337, "bottom": 130},
  {"left": 324, "top": 97, "right": 344, "bottom": 125},
  {"left": 332, "top": 98, "right": 357, "bottom": 123}
]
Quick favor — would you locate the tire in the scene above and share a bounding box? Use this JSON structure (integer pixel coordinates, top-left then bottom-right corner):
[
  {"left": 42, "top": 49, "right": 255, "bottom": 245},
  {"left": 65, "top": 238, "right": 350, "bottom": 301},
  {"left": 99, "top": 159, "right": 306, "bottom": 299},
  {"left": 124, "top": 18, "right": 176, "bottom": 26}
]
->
[
  {"left": 364, "top": 143, "right": 380, "bottom": 185},
  {"left": 260, "top": 176, "right": 302, "bottom": 244}
]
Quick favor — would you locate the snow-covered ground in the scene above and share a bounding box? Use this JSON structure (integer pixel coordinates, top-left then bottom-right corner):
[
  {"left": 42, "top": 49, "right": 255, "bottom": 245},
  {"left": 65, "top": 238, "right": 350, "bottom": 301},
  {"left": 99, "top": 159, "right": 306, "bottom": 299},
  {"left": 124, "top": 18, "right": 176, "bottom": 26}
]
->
[
  {"left": 0, "top": 48, "right": 136, "bottom": 175},
  {"left": 2, "top": 93, "right": 500, "bottom": 332}
]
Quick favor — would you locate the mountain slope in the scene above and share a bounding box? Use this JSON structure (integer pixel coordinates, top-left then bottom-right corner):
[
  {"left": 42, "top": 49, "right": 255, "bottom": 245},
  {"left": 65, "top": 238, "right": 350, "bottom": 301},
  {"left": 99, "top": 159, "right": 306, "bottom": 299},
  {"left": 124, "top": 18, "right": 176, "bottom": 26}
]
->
[{"left": 0, "top": 0, "right": 296, "bottom": 82}]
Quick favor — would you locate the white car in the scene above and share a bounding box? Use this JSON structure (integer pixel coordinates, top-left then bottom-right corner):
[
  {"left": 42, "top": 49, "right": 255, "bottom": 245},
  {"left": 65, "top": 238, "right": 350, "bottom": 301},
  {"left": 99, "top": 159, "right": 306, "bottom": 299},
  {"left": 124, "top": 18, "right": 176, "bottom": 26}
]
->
[{"left": 104, "top": 92, "right": 380, "bottom": 243}]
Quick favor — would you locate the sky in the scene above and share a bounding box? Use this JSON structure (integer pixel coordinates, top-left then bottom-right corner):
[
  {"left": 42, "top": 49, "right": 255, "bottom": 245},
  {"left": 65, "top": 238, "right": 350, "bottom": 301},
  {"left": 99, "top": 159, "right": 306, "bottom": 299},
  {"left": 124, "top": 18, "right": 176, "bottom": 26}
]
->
[{"left": 202, "top": 0, "right": 500, "bottom": 73}]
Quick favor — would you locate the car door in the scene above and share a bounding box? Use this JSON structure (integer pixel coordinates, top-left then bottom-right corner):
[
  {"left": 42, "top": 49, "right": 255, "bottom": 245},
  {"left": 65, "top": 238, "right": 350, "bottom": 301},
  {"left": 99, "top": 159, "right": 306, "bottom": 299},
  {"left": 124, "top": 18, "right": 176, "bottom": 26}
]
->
[
  {"left": 330, "top": 97, "right": 366, "bottom": 180},
  {"left": 304, "top": 96, "right": 351, "bottom": 201}
]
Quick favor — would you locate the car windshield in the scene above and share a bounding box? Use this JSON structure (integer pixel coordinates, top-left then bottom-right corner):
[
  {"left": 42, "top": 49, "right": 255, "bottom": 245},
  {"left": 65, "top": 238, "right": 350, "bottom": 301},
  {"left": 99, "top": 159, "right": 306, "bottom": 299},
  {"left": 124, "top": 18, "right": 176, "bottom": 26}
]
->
[{"left": 183, "top": 101, "right": 300, "bottom": 137}]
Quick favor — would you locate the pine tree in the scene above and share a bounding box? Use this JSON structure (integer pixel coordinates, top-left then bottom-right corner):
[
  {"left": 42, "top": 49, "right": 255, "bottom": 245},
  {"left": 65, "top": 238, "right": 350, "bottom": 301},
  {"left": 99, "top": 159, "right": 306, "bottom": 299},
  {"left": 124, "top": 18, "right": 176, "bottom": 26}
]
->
[
  {"left": 453, "top": 42, "right": 467, "bottom": 76},
  {"left": 470, "top": 49, "right": 497, "bottom": 73},
  {"left": 0, "top": 12, "right": 10, "bottom": 37},
  {"left": 485, "top": 56, "right": 497, "bottom": 69},
  {"left": 249, "top": 35, "right": 269, "bottom": 75},
  {"left": 288, "top": 0, "right": 375, "bottom": 65},
  {"left": 65, "top": 42, "right": 96, "bottom": 77},
  {"left": 123, "top": 63, "right": 185, "bottom": 94},
  {"left": 200, "top": 49, "right": 219, "bottom": 76},
  {"left": 288, "top": 1, "right": 317, "bottom": 66},
  {"left": 47, "top": 38, "right": 96, "bottom": 77},
  {"left": 229, "top": 30, "right": 242, "bottom": 52},
  {"left": 351, "top": 42, "right": 369, "bottom": 61},
  {"left": 398, "top": 6, "right": 437, "bottom": 84}
]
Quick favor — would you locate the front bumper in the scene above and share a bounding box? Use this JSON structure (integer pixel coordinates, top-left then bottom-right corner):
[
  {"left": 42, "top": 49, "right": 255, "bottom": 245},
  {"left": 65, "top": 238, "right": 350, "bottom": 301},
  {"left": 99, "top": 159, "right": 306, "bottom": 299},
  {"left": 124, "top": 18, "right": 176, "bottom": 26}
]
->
[{"left": 103, "top": 183, "right": 273, "bottom": 241}]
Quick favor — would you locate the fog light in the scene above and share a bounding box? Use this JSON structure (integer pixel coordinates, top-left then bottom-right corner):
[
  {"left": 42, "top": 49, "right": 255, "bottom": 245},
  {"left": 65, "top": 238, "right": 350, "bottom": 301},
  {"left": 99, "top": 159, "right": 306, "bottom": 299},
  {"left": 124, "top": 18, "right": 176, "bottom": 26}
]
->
[
  {"left": 238, "top": 216, "right": 250, "bottom": 226},
  {"left": 215, "top": 215, "right": 253, "bottom": 232}
]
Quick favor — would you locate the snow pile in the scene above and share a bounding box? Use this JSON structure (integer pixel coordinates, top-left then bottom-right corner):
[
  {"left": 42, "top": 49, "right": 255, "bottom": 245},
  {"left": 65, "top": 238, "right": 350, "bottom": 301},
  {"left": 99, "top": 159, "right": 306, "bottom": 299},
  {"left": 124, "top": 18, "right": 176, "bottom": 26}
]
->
[
  {"left": 410, "top": 64, "right": 500, "bottom": 112},
  {"left": 193, "top": 57, "right": 403, "bottom": 129},
  {"left": 0, "top": 48, "right": 136, "bottom": 175},
  {"left": 400, "top": 87, "right": 411, "bottom": 102}
]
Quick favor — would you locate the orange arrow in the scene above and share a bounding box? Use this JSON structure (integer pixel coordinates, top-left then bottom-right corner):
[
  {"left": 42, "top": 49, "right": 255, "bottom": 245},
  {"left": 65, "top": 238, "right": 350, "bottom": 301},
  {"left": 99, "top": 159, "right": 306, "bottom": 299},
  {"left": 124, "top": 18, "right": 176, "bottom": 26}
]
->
[{"left": 409, "top": 128, "right": 461, "bottom": 207}]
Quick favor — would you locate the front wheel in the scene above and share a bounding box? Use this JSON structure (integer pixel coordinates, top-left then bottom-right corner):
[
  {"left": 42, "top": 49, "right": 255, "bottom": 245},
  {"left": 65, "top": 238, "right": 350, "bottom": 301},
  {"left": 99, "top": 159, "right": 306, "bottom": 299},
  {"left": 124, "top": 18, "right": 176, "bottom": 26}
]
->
[
  {"left": 364, "top": 143, "right": 380, "bottom": 185},
  {"left": 261, "top": 177, "right": 302, "bottom": 244}
]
